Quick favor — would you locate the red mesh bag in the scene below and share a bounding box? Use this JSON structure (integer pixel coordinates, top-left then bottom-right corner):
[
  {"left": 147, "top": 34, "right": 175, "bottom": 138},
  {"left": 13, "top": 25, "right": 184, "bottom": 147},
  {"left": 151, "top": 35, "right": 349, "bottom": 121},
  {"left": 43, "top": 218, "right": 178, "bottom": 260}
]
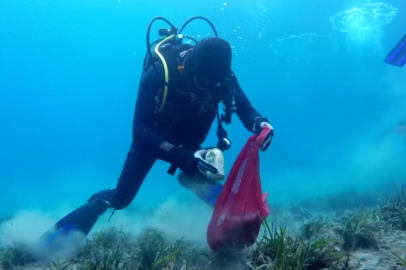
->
[{"left": 207, "top": 127, "right": 271, "bottom": 251}]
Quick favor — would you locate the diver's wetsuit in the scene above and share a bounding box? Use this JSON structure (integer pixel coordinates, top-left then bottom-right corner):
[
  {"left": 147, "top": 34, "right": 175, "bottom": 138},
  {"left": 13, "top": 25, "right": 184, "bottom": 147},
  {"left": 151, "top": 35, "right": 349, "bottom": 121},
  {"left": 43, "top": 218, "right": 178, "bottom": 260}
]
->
[
  {"left": 39, "top": 53, "right": 269, "bottom": 249},
  {"left": 101, "top": 62, "right": 264, "bottom": 210}
]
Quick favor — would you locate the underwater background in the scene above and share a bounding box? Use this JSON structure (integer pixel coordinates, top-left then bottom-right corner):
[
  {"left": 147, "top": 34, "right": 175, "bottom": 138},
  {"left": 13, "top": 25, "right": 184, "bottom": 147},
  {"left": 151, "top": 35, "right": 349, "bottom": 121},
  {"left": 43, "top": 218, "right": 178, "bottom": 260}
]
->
[{"left": 1, "top": 0, "right": 406, "bottom": 248}]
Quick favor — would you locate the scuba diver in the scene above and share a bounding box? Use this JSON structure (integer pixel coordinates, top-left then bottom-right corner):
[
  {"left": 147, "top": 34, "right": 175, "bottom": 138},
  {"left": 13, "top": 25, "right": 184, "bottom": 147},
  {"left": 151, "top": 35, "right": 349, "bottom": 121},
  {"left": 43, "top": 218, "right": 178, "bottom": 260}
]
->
[{"left": 40, "top": 16, "right": 274, "bottom": 251}]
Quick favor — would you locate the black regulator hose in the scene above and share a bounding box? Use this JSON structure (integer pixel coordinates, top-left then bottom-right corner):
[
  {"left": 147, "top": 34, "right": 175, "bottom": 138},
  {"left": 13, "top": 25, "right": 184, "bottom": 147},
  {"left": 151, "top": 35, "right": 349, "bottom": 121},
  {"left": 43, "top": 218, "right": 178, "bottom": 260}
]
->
[{"left": 179, "top": 16, "right": 218, "bottom": 37}]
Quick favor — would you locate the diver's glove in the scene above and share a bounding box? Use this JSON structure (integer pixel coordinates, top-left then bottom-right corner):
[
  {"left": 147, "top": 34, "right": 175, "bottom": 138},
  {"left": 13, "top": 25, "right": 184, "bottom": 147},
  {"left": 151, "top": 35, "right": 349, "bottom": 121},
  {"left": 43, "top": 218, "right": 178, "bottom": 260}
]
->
[
  {"left": 177, "top": 149, "right": 219, "bottom": 184},
  {"left": 253, "top": 117, "right": 274, "bottom": 151}
]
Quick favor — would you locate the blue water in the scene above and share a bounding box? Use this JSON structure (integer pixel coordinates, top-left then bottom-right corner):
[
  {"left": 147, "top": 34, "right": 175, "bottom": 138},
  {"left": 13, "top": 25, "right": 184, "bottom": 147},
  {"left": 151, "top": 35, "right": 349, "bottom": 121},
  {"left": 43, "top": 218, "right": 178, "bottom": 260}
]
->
[{"left": 1, "top": 0, "right": 406, "bottom": 234}]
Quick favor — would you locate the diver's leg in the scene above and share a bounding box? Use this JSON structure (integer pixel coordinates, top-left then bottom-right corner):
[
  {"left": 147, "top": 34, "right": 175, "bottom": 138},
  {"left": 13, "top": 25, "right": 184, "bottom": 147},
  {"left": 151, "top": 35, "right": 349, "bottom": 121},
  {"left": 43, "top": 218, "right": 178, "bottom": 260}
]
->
[
  {"left": 40, "top": 144, "right": 156, "bottom": 251},
  {"left": 104, "top": 144, "right": 157, "bottom": 210}
]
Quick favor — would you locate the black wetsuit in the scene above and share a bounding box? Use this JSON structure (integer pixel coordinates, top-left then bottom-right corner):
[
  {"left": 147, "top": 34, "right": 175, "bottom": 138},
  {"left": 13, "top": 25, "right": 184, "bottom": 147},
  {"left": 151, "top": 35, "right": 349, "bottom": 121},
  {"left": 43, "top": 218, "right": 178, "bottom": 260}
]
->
[
  {"left": 108, "top": 62, "right": 264, "bottom": 210},
  {"left": 40, "top": 43, "right": 270, "bottom": 250}
]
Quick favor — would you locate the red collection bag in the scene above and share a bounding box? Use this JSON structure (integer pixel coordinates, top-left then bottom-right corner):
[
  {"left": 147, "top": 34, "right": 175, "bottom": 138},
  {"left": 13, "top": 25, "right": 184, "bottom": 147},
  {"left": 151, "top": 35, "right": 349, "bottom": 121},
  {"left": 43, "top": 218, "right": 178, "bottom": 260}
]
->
[{"left": 207, "top": 127, "right": 271, "bottom": 251}]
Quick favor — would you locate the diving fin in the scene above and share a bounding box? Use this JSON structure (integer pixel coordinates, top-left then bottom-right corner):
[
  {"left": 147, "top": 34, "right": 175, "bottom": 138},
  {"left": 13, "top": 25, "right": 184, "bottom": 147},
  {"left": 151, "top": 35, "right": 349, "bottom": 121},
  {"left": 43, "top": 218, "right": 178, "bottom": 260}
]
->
[
  {"left": 38, "top": 196, "right": 109, "bottom": 253},
  {"left": 384, "top": 34, "right": 406, "bottom": 67}
]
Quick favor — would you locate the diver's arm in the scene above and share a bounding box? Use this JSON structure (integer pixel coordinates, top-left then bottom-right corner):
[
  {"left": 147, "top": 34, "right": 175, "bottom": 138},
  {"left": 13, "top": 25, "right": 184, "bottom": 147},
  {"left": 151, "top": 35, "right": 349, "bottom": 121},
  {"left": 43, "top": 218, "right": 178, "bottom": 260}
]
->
[
  {"left": 231, "top": 73, "right": 269, "bottom": 132},
  {"left": 131, "top": 66, "right": 187, "bottom": 164}
]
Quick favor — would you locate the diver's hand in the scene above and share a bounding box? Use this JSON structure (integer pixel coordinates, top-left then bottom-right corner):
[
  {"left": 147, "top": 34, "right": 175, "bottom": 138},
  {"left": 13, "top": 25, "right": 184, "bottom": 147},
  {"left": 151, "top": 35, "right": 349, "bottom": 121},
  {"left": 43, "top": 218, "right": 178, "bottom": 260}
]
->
[
  {"left": 253, "top": 117, "right": 274, "bottom": 151},
  {"left": 178, "top": 149, "right": 218, "bottom": 184}
]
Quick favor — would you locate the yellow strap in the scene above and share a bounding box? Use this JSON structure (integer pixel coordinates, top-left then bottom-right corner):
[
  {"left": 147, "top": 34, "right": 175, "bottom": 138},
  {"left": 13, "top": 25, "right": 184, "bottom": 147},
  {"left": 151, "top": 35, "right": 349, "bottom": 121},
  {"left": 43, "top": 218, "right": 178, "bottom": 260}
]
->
[{"left": 154, "top": 35, "right": 175, "bottom": 113}]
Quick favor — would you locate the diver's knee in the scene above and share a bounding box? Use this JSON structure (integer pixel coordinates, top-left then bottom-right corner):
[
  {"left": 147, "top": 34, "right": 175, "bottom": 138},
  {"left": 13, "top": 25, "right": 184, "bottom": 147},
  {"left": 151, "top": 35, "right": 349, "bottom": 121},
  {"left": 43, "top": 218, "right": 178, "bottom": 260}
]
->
[
  {"left": 87, "top": 188, "right": 117, "bottom": 215},
  {"left": 110, "top": 193, "right": 134, "bottom": 210},
  {"left": 90, "top": 188, "right": 135, "bottom": 211}
]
